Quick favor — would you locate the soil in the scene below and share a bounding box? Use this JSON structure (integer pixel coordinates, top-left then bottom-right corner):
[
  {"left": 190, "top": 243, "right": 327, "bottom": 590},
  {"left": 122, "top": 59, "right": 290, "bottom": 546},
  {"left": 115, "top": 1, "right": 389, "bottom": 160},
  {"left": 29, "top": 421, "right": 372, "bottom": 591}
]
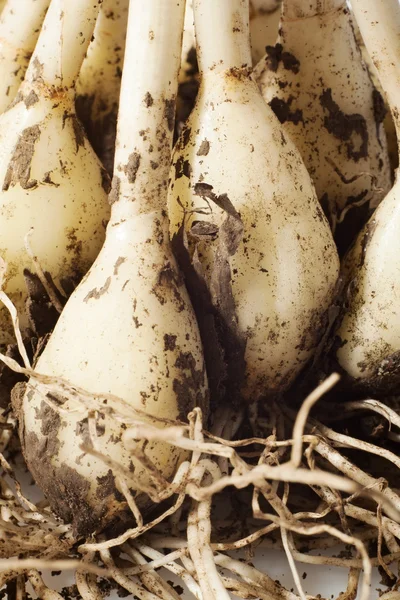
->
[
  {"left": 265, "top": 43, "right": 300, "bottom": 74},
  {"left": 173, "top": 351, "right": 208, "bottom": 421},
  {"left": 164, "top": 333, "right": 177, "bottom": 351},
  {"left": 83, "top": 276, "right": 112, "bottom": 302},
  {"left": 151, "top": 262, "right": 186, "bottom": 313},
  {"left": 320, "top": 88, "right": 369, "bottom": 162},
  {"left": 175, "top": 46, "right": 199, "bottom": 140},
  {"left": 123, "top": 152, "right": 141, "bottom": 184},
  {"left": 24, "top": 269, "right": 62, "bottom": 337},
  {"left": 22, "top": 426, "right": 102, "bottom": 537},
  {"left": 109, "top": 175, "right": 121, "bottom": 205},
  {"left": 164, "top": 97, "right": 176, "bottom": 133},
  {"left": 24, "top": 90, "right": 39, "bottom": 108},
  {"left": 144, "top": 92, "right": 154, "bottom": 107},
  {"left": 372, "top": 88, "right": 387, "bottom": 142},
  {"left": 172, "top": 224, "right": 225, "bottom": 410},
  {"left": 174, "top": 156, "right": 191, "bottom": 179},
  {"left": 269, "top": 96, "right": 303, "bottom": 125},
  {"left": 197, "top": 139, "right": 210, "bottom": 156},
  {"left": 68, "top": 115, "right": 86, "bottom": 152},
  {"left": 96, "top": 469, "right": 117, "bottom": 500},
  {"left": 3, "top": 125, "right": 41, "bottom": 191},
  {"left": 172, "top": 183, "right": 247, "bottom": 409}
]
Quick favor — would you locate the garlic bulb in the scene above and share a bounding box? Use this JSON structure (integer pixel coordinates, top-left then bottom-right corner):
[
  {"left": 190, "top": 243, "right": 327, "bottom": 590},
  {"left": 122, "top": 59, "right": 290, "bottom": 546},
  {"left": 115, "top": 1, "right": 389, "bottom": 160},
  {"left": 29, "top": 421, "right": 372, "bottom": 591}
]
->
[
  {"left": 334, "top": 0, "right": 400, "bottom": 392},
  {"left": 168, "top": 0, "right": 339, "bottom": 403},
  {"left": 19, "top": 0, "right": 208, "bottom": 536},
  {"left": 0, "top": 0, "right": 110, "bottom": 345},
  {"left": 255, "top": 0, "right": 391, "bottom": 253}
]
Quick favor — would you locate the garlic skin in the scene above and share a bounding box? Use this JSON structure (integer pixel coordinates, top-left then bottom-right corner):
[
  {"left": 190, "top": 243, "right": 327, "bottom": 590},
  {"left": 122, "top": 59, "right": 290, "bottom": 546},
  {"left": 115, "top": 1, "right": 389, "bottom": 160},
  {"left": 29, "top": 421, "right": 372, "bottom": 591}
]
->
[
  {"left": 255, "top": 0, "right": 391, "bottom": 252},
  {"left": 0, "top": 0, "right": 110, "bottom": 345},
  {"left": 19, "top": 0, "right": 208, "bottom": 536},
  {"left": 168, "top": 0, "right": 339, "bottom": 403},
  {"left": 334, "top": 0, "right": 400, "bottom": 390},
  {"left": 0, "top": 0, "right": 50, "bottom": 113}
]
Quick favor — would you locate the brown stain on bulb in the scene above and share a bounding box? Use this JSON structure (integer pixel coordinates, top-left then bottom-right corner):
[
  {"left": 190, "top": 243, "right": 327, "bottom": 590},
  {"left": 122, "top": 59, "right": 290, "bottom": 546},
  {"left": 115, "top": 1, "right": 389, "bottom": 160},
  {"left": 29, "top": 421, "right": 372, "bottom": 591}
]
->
[
  {"left": 3, "top": 125, "right": 41, "bottom": 191},
  {"left": 269, "top": 96, "right": 303, "bottom": 125},
  {"left": 265, "top": 44, "right": 300, "bottom": 74},
  {"left": 84, "top": 276, "right": 112, "bottom": 302},
  {"left": 164, "top": 97, "right": 176, "bottom": 132},
  {"left": 123, "top": 152, "right": 141, "bottom": 184},
  {"left": 319, "top": 88, "right": 369, "bottom": 161}
]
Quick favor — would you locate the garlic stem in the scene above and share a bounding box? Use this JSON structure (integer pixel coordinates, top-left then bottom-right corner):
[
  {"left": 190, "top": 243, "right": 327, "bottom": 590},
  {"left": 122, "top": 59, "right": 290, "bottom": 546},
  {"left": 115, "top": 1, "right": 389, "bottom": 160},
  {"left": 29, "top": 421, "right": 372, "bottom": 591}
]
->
[
  {"left": 24, "top": 0, "right": 101, "bottom": 89},
  {"left": 193, "top": 0, "right": 251, "bottom": 74},
  {"left": 0, "top": 0, "right": 49, "bottom": 54},
  {"left": 351, "top": 0, "right": 400, "bottom": 152},
  {"left": 112, "top": 0, "right": 185, "bottom": 216},
  {"left": 0, "top": 0, "right": 50, "bottom": 111}
]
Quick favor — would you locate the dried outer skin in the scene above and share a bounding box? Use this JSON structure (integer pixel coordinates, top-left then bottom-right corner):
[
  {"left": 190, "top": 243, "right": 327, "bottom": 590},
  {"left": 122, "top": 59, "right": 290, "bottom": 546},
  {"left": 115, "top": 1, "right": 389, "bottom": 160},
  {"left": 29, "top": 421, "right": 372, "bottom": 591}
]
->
[
  {"left": 0, "top": 86, "right": 110, "bottom": 345},
  {"left": 168, "top": 69, "right": 339, "bottom": 402},
  {"left": 20, "top": 213, "right": 208, "bottom": 536},
  {"left": 255, "top": 3, "right": 391, "bottom": 251},
  {"left": 334, "top": 180, "right": 400, "bottom": 391}
]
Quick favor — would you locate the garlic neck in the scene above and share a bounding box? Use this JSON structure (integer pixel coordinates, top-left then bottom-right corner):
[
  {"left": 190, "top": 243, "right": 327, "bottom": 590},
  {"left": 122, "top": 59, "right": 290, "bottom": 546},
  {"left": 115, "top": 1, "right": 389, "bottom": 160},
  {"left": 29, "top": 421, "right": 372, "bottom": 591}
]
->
[
  {"left": 193, "top": 0, "right": 252, "bottom": 75},
  {"left": 107, "top": 204, "right": 169, "bottom": 253},
  {"left": 24, "top": 0, "right": 100, "bottom": 90},
  {"left": 112, "top": 0, "right": 185, "bottom": 216},
  {"left": 282, "top": 0, "right": 344, "bottom": 20},
  {"left": 16, "top": 79, "right": 76, "bottom": 108}
]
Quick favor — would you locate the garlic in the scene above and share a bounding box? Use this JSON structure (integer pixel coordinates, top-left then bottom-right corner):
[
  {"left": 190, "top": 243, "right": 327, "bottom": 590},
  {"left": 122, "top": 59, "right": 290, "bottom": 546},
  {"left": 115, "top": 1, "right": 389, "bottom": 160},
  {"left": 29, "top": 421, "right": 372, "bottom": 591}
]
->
[
  {"left": 0, "top": 0, "right": 110, "bottom": 345},
  {"left": 168, "top": 0, "right": 339, "bottom": 403},
  {"left": 334, "top": 0, "right": 400, "bottom": 391},
  {"left": 20, "top": 0, "right": 208, "bottom": 536},
  {"left": 255, "top": 0, "right": 391, "bottom": 253}
]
